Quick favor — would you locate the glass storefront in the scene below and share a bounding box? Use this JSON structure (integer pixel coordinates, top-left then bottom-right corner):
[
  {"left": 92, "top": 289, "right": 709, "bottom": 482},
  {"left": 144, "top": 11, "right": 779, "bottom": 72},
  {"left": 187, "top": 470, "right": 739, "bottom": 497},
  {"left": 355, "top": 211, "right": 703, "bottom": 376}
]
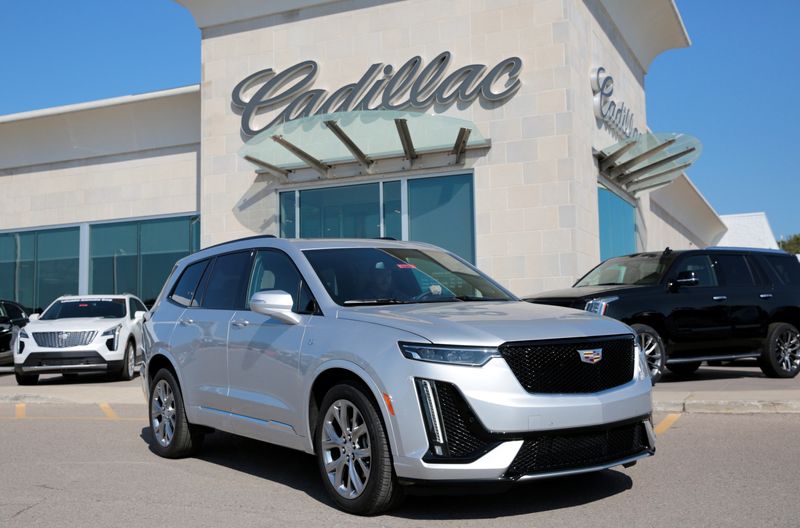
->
[
  {"left": 279, "top": 174, "right": 475, "bottom": 262},
  {"left": 0, "top": 215, "right": 199, "bottom": 311},
  {"left": 598, "top": 186, "right": 636, "bottom": 260}
]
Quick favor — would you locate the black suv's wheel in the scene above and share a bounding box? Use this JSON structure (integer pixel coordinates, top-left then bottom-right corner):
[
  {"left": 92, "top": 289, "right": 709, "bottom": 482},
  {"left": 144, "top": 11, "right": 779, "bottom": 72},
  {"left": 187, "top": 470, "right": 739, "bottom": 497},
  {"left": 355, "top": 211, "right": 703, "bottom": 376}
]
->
[
  {"left": 632, "top": 324, "right": 666, "bottom": 384},
  {"left": 759, "top": 322, "right": 800, "bottom": 378},
  {"left": 15, "top": 372, "right": 38, "bottom": 385},
  {"left": 666, "top": 362, "right": 702, "bottom": 376},
  {"left": 314, "top": 382, "right": 404, "bottom": 515},
  {"left": 148, "top": 369, "right": 204, "bottom": 458}
]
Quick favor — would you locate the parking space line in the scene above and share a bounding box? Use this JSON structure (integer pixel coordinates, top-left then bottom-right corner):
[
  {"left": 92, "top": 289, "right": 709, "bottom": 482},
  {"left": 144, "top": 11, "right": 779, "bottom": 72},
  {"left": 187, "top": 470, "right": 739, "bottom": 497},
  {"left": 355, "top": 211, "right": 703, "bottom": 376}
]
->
[
  {"left": 654, "top": 413, "right": 681, "bottom": 435},
  {"left": 99, "top": 403, "right": 120, "bottom": 420},
  {"left": 15, "top": 403, "right": 25, "bottom": 419}
]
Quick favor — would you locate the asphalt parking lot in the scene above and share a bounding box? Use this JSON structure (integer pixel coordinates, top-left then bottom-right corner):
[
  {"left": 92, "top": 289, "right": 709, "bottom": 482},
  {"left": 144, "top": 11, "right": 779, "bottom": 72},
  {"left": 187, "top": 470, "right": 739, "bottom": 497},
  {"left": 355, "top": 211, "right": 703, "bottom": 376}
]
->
[{"left": 0, "top": 366, "right": 798, "bottom": 527}]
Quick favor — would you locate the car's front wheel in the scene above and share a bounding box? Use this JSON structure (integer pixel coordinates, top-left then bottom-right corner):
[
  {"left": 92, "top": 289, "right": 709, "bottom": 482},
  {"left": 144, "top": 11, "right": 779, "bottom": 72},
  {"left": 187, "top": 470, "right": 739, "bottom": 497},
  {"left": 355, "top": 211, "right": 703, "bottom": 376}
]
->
[
  {"left": 759, "top": 322, "right": 800, "bottom": 378},
  {"left": 148, "top": 369, "right": 204, "bottom": 458},
  {"left": 314, "top": 382, "right": 403, "bottom": 515},
  {"left": 632, "top": 324, "right": 666, "bottom": 384},
  {"left": 119, "top": 340, "right": 136, "bottom": 381}
]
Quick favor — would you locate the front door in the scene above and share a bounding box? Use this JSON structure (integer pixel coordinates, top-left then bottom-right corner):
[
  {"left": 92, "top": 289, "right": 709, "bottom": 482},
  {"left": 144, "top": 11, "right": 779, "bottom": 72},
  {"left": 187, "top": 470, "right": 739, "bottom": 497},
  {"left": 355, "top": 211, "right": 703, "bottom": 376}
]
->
[{"left": 227, "top": 249, "right": 315, "bottom": 440}]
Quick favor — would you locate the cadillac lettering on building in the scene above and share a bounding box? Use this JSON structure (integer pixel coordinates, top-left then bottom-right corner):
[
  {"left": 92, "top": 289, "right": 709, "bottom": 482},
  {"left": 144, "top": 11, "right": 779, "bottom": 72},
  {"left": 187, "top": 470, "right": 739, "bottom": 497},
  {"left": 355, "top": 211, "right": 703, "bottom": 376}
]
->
[
  {"left": 592, "top": 67, "right": 640, "bottom": 140},
  {"left": 232, "top": 51, "right": 523, "bottom": 137}
]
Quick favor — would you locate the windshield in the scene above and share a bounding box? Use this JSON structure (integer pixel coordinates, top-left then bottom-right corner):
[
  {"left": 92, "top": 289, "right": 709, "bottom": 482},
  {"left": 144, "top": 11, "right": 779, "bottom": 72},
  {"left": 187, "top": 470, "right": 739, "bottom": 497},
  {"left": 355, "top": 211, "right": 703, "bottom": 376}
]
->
[
  {"left": 575, "top": 254, "right": 674, "bottom": 287},
  {"left": 41, "top": 299, "right": 126, "bottom": 320},
  {"left": 303, "top": 247, "right": 515, "bottom": 306}
]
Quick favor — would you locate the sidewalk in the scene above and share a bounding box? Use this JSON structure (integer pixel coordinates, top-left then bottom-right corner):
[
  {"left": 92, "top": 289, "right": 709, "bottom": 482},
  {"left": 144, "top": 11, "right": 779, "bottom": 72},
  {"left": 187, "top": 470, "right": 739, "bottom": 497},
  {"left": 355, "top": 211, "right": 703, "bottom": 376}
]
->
[{"left": 653, "top": 390, "right": 800, "bottom": 413}]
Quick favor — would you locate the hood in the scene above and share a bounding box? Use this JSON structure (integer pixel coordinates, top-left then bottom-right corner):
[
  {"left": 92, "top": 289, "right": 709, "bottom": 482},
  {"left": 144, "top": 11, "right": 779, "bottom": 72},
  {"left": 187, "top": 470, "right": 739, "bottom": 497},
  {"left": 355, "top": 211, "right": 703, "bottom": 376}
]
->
[
  {"left": 26, "top": 317, "right": 124, "bottom": 333},
  {"left": 337, "top": 301, "right": 632, "bottom": 347},
  {"left": 526, "top": 284, "right": 650, "bottom": 301}
]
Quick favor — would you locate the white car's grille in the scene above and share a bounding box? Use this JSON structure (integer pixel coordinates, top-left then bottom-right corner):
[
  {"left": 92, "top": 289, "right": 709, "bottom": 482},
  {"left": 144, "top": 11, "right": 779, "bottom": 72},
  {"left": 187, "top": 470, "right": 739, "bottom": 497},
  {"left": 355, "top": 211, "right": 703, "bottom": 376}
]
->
[{"left": 32, "top": 331, "right": 97, "bottom": 348}]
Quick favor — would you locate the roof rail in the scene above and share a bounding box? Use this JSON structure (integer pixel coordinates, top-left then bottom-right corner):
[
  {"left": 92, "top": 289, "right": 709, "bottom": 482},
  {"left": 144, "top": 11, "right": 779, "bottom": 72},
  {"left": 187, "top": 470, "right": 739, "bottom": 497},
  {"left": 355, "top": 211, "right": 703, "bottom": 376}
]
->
[
  {"left": 705, "top": 246, "right": 788, "bottom": 254},
  {"left": 203, "top": 234, "right": 278, "bottom": 251}
]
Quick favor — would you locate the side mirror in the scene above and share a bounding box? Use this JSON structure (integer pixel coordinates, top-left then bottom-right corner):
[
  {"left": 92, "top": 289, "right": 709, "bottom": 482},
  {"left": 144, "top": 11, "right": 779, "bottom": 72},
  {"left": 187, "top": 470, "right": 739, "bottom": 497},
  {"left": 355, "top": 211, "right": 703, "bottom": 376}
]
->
[
  {"left": 134, "top": 310, "right": 147, "bottom": 322},
  {"left": 670, "top": 271, "right": 699, "bottom": 291},
  {"left": 28, "top": 313, "right": 40, "bottom": 321},
  {"left": 249, "top": 290, "right": 300, "bottom": 325}
]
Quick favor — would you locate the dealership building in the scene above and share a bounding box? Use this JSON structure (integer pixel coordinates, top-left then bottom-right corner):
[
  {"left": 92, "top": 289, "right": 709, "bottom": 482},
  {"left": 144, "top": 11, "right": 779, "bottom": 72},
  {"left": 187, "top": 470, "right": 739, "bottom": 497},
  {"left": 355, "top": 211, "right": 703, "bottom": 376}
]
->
[{"left": 1, "top": 0, "right": 740, "bottom": 310}]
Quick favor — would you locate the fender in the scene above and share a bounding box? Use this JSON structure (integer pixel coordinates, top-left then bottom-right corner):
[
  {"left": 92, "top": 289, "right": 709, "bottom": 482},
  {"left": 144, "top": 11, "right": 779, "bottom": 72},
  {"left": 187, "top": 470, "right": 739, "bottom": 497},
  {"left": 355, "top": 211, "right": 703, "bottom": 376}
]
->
[{"left": 302, "top": 359, "right": 399, "bottom": 458}]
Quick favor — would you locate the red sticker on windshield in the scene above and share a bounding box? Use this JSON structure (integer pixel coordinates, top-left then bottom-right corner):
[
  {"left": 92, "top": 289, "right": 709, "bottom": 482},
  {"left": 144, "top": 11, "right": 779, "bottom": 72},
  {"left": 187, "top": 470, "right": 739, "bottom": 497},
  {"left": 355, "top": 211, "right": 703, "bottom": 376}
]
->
[
  {"left": 79, "top": 304, "right": 88, "bottom": 307},
  {"left": 397, "top": 263, "right": 416, "bottom": 269}
]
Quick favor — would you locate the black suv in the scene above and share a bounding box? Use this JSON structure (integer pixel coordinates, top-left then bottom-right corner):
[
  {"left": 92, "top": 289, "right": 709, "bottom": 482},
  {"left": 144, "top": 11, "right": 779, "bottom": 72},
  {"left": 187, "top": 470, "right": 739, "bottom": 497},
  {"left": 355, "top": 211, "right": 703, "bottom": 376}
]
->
[
  {"left": 0, "top": 300, "right": 30, "bottom": 366},
  {"left": 525, "top": 248, "right": 800, "bottom": 383}
]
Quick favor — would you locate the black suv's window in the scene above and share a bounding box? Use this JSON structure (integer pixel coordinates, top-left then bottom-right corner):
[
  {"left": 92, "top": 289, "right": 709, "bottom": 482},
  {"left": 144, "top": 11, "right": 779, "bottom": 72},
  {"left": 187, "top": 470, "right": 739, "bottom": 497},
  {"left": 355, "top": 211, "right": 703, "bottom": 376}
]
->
[
  {"left": 170, "top": 260, "right": 209, "bottom": 307},
  {"left": 202, "top": 252, "right": 253, "bottom": 310},
  {"left": 762, "top": 254, "right": 800, "bottom": 286},
  {"left": 575, "top": 254, "right": 672, "bottom": 287},
  {"left": 3, "top": 302, "right": 23, "bottom": 320},
  {"left": 672, "top": 255, "right": 718, "bottom": 287},
  {"left": 248, "top": 250, "right": 317, "bottom": 314},
  {"left": 714, "top": 254, "right": 755, "bottom": 286}
]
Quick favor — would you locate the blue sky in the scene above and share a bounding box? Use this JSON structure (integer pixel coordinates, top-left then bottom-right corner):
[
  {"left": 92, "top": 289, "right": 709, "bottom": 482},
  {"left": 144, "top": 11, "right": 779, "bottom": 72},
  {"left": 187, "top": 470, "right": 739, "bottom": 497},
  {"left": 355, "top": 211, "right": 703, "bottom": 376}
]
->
[{"left": 0, "top": 0, "right": 797, "bottom": 238}]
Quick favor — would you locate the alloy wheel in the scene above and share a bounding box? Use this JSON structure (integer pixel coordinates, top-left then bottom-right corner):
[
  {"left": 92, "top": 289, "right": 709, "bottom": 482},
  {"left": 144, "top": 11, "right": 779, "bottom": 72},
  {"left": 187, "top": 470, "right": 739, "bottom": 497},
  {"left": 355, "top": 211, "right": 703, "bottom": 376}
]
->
[
  {"left": 775, "top": 328, "right": 800, "bottom": 373},
  {"left": 321, "top": 399, "right": 372, "bottom": 499},
  {"left": 151, "top": 380, "right": 177, "bottom": 447},
  {"left": 640, "top": 332, "right": 663, "bottom": 378},
  {"left": 127, "top": 343, "right": 135, "bottom": 377}
]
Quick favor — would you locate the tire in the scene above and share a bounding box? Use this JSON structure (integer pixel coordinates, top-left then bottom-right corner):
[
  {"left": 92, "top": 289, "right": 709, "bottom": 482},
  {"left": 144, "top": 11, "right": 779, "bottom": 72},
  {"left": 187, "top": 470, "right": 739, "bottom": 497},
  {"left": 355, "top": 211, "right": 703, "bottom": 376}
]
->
[
  {"left": 314, "top": 382, "right": 404, "bottom": 515},
  {"left": 632, "top": 324, "right": 666, "bottom": 384},
  {"left": 119, "top": 340, "right": 136, "bottom": 381},
  {"left": 706, "top": 360, "right": 724, "bottom": 367},
  {"left": 759, "top": 322, "right": 800, "bottom": 378},
  {"left": 148, "top": 369, "right": 204, "bottom": 458},
  {"left": 15, "top": 372, "right": 38, "bottom": 385},
  {"left": 666, "top": 361, "right": 702, "bottom": 376}
]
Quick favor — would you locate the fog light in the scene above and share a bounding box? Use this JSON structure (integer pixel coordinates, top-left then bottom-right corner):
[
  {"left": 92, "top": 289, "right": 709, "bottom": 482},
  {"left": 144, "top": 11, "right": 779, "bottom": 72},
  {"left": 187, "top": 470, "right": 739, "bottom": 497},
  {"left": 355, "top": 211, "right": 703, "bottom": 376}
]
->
[{"left": 415, "top": 378, "right": 446, "bottom": 455}]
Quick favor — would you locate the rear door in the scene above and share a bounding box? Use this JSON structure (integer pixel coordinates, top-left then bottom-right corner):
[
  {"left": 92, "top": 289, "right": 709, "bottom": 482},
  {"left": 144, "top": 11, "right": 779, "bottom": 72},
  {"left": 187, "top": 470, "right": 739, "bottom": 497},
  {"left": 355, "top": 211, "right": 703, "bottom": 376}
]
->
[
  {"left": 226, "top": 249, "right": 314, "bottom": 443},
  {"left": 713, "top": 253, "right": 768, "bottom": 342}
]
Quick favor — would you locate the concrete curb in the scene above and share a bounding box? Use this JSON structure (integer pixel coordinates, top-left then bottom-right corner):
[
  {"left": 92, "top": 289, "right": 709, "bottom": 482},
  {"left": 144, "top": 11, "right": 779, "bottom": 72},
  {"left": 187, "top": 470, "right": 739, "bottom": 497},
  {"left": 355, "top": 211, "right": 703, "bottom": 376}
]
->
[{"left": 654, "top": 391, "right": 800, "bottom": 414}]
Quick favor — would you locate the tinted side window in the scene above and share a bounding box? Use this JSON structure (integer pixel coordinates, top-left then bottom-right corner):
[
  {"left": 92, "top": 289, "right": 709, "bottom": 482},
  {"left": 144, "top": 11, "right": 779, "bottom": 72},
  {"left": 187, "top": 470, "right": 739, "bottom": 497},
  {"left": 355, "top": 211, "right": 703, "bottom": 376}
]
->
[
  {"left": 247, "top": 250, "right": 317, "bottom": 314},
  {"left": 762, "top": 255, "right": 800, "bottom": 286},
  {"left": 4, "top": 303, "right": 24, "bottom": 320},
  {"left": 715, "top": 255, "right": 755, "bottom": 286},
  {"left": 202, "top": 252, "right": 253, "bottom": 310},
  {"left": 672, "top": 255, "right": 718, "bottom": 287},
  {"left": 170, "top": 260, "right": 209, "bottom": 307}
]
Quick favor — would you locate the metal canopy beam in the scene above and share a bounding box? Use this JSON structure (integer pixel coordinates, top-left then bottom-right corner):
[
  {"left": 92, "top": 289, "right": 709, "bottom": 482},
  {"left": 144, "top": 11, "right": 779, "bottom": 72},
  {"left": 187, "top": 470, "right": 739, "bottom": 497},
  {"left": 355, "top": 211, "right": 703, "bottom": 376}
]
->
[
  {"left": 625, "top": 162, "right": 693, "bottom": 193},
  {"left": 243, "top": 155, "right": 290, "bottom": 179},
  {"left": 271, "top": 134, "right": 330, "bottom": 177},
  {"left": 617, "top": 146, "right": 696, "bottom": 186},
  {"left": 451, "top": 127, "right": 471, "bottom": 164},
  {"left": 598, "top": 138, "right": 637, "bottom": 172},
  {"left": 324, "top": 119, "right": 373, "bottom": 171},
  {"left": 607, "top": 137, "right": 677, "bottom": 179},
  {"left": 394, "top": 118, "right": 417, "bottom": 161}
]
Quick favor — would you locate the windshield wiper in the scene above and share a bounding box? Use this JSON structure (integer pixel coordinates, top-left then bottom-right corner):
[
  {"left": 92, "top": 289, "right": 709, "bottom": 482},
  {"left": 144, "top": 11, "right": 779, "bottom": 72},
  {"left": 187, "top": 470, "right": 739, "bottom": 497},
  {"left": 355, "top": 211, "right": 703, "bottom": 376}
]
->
[
  {"left": 343, "top": 298, "right": 413, "bottom": 306},
  {"left": 452, "top": 296, "right": 507, "bottom": 301}
]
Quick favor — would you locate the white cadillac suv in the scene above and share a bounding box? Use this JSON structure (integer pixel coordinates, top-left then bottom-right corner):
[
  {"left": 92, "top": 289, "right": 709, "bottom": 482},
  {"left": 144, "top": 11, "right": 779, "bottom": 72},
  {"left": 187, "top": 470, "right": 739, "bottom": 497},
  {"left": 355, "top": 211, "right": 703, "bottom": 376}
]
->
[
  {"left": 142, "top": 237, "right": 655, "bottom": 515},
  {"left": 14, "top": 294, "right": 147, "bottom": 385}
]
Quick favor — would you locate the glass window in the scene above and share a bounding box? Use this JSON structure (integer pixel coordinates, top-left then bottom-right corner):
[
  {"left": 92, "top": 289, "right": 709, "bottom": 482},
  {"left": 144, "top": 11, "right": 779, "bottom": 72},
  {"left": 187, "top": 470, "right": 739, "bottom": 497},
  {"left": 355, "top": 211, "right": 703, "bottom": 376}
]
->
[
  {"left": 4, "top": 302, "right": 24, "bottom": 320},
  {"left": 714, "top": 254, "right": 755, "bottom": 287},
  {"left": 761, "top": 255, "right": 800, "bottom": 286},
  {"left": 202, "top": 252, "right": 253, "bottom": 310},
  {"left": 672, "top": 255, "right": 718, "bottom": 287},
  {"left": 140, "top": 217, "right": 197, "bottom": 306},
  {"left": 170, "top": 260, "right": 209, "bottom": 307},
  {"left": 280, "top": 192, "right": 297, "bottom": 238},
  {"left": 41, "top": 298, "right": 126, "bottom": 320},
  {"left": 598, "top": 187, "right": 636, "bottom": 260},
  {"left": 408, "top": 174, "right": 474, "bottom": 262},
  {"left": 36, "top": 228, "right": 80, "bottom": 310},
  {"left": 575, "top": 254, "right": 674, "bottom": 287},
  {"left": 0, "top": 232, "right": 35, "bottom": 311},
  {"left": 304, "top": 247, "right": 511, "bottom": 306},
  {"left": 299, "top": 183, "right": 380, "bottom": 239},
  {"left": 90, "top": 222, "right": 138, "bottom": 296},
  {"left": 248, "top": 250, "right": 315, "bottom": 313},
  {"left": 383, "top": 181, "right": 401, "bottom": 239}
]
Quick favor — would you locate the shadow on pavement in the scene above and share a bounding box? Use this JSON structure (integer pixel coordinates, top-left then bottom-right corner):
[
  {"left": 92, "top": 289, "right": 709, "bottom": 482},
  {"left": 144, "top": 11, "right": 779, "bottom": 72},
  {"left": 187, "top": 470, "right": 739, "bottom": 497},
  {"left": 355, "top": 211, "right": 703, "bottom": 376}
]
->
[
  {"left": 23, "top": 372, "right": 139, "bottom": 386},
  {"left": 138, "top": 426, "right": 634, "bottom": 518},
  {"left": 658, "top": 360, "right": 765, "bottom": 385}
]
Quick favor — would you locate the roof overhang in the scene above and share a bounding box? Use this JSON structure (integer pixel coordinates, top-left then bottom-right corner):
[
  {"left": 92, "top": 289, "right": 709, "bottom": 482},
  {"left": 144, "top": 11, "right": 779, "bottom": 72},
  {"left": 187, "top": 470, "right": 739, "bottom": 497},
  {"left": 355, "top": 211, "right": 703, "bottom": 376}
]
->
[
  {"left": 649, "top": 174, "right": 728, "bottom": 246},
  {"left": 239, "top": 110, "right": 490, "bottom": 182},
  {"left": 599, "top": 0, "right": 691, "bottom": 72},
  {"left": 174, "top": 0, "right": 336, "bottom": 29}
]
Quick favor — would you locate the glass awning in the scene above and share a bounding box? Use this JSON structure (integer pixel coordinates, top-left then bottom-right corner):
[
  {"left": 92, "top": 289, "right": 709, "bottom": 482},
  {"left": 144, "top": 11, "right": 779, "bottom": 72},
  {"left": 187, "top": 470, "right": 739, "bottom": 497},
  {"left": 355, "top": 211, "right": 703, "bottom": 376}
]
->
[
  {"left": 597, "top": 132, "right": 702, "bottom": 195},
  {"left": 239, "top": 110, "right": 491, "bottom": 179}
]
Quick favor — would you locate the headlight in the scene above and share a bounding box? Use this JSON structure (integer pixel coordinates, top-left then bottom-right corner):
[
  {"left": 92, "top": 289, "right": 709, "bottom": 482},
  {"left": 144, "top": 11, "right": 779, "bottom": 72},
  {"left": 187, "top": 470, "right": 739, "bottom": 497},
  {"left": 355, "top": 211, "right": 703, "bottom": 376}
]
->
[
  {"left": 584, "top": 296, "right": 618, "bottom": 315},
  {"left": 635, "top": 337, "right": 650, "bottom": 380},
  {"left": 19, "top": 329, "right": 29, "bottom": 339},
  {"left": 399, "top": 342, "right": 500, "bottom": 366},
  {"left": 102, "top": 324, "right": 122, "bottom": 350}
]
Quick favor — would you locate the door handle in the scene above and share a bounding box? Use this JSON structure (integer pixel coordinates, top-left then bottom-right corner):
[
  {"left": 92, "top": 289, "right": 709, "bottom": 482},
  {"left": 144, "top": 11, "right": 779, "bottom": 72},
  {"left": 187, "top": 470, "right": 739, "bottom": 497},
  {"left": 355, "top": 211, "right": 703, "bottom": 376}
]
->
[
  {"left": 712, "top": 296, "right": 727, "bottom": 302},
  {"left": 759, "top": 293, "right": 773, "bottom": 299},
  {"left": 179, "top": 318, "right": 195, "bottom": 326},
  {"left": 231, "top": 319, "right": 250, "bottom": 328}
]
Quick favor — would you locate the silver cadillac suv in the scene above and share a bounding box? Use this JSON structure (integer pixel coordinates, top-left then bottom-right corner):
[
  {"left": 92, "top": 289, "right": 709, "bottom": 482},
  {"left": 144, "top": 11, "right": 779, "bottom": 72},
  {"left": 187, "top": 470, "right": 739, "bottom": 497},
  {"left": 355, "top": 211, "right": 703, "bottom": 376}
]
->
[{"left": 141, "top": 237, "right": 655, "bottom": 514}]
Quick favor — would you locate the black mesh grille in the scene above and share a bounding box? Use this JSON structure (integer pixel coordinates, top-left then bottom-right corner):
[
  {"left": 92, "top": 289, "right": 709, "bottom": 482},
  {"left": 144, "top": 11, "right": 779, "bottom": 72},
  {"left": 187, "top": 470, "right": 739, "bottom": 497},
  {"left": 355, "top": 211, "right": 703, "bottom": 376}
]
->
[
  {"left": 504, "top": 421, "right": 650, "bottom": 479},
  {"left": 22, "top": 352, "right": 106, "bottom": 368},
  {"left": 500, "top": 335, "right": 635, "bottom": 394},
  {"left": 435, "top": 382, "right": 494, "bottom": 459}
]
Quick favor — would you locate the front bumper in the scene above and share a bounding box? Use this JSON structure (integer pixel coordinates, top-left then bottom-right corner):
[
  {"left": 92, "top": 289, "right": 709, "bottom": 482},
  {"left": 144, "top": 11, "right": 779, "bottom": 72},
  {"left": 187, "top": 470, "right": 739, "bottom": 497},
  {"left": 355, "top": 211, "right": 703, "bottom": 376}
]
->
[{"left": 14, "top": 335, "right": 125, "bottom": 375}]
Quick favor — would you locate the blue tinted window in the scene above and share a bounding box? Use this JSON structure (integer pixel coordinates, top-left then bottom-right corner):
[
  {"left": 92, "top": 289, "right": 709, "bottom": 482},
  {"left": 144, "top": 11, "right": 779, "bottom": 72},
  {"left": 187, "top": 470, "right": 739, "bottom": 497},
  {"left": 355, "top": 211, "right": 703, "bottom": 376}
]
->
[
  {"left": 383, "top": 181, "right": 401, "bottom": 239},
  {"left": 408, "top": 174, "right": 474, "bottom": 263},
  {"left": 598, "top": 187, "right": 636, "bottom": 260},
  {"left": 299, "top": 184, "right": 379, "bottom": 239},
  {"left": 280, "top": 192, "right": 297, "bottom": 238}
]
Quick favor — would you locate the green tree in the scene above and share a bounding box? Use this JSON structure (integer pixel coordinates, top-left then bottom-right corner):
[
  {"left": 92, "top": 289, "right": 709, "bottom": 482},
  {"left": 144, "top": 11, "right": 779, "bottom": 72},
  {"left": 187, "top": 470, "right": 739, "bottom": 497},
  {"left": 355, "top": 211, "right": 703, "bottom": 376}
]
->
[{"left": 778, "top": 233, "right": 800, "bottom": 254}]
